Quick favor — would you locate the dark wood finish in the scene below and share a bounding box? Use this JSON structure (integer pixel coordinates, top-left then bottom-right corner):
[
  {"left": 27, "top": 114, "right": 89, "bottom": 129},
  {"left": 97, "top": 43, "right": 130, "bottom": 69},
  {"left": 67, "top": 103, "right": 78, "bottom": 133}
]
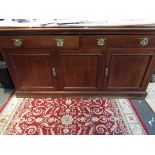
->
[
  {"left": 1, "top": 25, "right": 155, "bottom": 97},
  {"left": 142, "top": 55, "right": 155, "bottom": 89},
  {"left": 82, "top": 35, "right": 155, "bottom": 48},
  {"left": 0, "top": 35, "right": 79, "bottom": 49},
  {"left": 1, "top": 25, "right": 155, "bottom": 35},
  {"left": 105, "top": 49, "right": 155, "bottom": 91},
  {"left": 6, "top": 49, "right": 56, "bottom": 91},
  {"left": 15, "top": 90, "right": 147, "bottom": 98},
  {"left": 57, "top": 50, "right": 103, "bottom": 91}
]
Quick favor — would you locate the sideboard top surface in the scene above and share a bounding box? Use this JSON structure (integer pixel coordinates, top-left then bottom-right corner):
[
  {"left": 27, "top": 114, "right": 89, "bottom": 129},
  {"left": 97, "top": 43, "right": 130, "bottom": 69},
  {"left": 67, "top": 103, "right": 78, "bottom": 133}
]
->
[{"left": 1, "top": 19, "right": 155, "bottom": 35}]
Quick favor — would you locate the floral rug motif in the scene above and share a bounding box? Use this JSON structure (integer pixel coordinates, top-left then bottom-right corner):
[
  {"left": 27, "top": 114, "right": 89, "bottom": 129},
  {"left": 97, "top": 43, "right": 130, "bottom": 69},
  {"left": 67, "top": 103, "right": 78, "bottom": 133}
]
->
[
  {"left": 0, "top": 96, "right": 148, "bottom": 135},
  {"left": 145, "top": 83, "right": 155, "bottom": 113}
]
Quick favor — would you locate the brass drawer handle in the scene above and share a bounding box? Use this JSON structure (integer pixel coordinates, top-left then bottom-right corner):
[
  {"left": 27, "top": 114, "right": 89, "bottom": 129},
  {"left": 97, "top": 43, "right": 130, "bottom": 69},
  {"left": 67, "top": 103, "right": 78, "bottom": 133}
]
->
[
  {"left": 105, "top": 68, "right": 109, "bottom": 77},
  {"left": 13, "top": 39, "right": 22, "bottom": 47},
  {"left": 97, "top": 38, "right": 106, "bottom": 46},
  {"left": 55, "top": 39, "right": 64, "bottom": 47},
  {"left": 52, "top": 67, "right": 57, "bottom": 77},
  {"left": 140, "top": 37, "right": 149, "bottom": 46}
]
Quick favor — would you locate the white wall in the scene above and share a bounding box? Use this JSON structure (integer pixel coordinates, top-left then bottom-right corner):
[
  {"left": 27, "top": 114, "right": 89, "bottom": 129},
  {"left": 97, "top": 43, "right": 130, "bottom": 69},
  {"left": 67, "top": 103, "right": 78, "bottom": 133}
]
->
[{"left": 0, "top": 0, "right": 155, "bottom": 20}]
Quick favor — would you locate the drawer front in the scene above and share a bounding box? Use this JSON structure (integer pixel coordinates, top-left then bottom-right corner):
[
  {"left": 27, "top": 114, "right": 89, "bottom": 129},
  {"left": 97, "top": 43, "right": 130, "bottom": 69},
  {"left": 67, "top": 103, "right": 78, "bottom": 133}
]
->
[
  {"left": 82, "top": 35, "right": 155, "bottom": 48},
  {"left": 0, "top": 35, "right": 79, "bottom": 49}
]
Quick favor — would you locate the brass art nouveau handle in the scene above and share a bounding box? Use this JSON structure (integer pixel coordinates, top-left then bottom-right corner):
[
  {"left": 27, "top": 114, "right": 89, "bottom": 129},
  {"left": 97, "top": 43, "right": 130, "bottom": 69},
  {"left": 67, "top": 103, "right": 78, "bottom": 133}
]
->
[
  {"left": 97, "top": 38, "right": 106, "bottom": 46},
  {"left": 55, "top": 38, "right": 64, "bottom": 47},
  {"left": 52, "top": 67, "right": 57, "bottom": 77},
  {"left": 140, "top": 37, "right": 149, "bottom": 46},
  {"left": 13, "top": 39, "right": 23, "bottom": 47}
]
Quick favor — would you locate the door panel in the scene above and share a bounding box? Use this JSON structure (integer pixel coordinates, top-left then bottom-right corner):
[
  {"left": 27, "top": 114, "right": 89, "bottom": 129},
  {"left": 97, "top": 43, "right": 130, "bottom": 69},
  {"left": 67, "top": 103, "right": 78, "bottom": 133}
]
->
[
  {"left": 58, "top": 50, "right": 103, "bottom": 91},
  {"left": 106, "top": 49, "right": 154, "bottom": 91},
  {"left": 7, "top": 49, "right": 55, "bottom": 91}
]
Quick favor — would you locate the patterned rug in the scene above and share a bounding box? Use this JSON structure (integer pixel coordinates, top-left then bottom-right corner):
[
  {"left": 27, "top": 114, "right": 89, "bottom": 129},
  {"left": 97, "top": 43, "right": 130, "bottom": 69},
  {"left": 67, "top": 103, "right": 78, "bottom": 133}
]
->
[
  {"left": 0, "top": 96, "right": 148, "bottom": 135},
  {"left": 145, "top": 83, "right": 155, "bottom": 113}
]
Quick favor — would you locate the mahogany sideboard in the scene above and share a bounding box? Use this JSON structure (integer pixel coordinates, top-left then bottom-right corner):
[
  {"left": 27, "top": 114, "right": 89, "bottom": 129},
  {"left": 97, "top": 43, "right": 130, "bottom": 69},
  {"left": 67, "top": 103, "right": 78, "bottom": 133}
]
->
[{"left": 0, "top": 24, "right": 155, "bottom": 97}]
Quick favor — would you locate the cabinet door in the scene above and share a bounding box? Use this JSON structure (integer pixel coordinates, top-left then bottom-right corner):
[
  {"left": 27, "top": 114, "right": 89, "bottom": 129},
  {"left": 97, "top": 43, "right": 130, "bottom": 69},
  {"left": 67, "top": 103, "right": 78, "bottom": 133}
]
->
[
  {"left": 57, "top": 50, "right": 103, "bottom": 91},
  {"left": 7, "top": 49, "right": 56, "bottom": 91},
  {"left": 105, "top": 49, "right": 155, "bottom": 91}
]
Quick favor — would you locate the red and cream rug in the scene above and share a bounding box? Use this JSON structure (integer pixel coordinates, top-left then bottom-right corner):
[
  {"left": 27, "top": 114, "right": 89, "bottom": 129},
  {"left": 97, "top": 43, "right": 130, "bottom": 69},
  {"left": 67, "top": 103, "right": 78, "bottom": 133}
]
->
[
  {"left": 0, "top": 96, "right": 148, "bottom": 135},
  {"left": 145, "top": 82, "right": 155, "bottom": 113}
]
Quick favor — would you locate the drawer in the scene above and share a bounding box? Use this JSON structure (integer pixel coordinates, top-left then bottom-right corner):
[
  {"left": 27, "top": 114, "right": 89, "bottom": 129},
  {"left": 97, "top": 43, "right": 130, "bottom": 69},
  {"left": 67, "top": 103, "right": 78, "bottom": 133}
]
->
[
  {"left": 82, "top": 35, "right": 155, "bottom": 48},
  {"left": 0, "top": 35, "right": 79, "bottom": 49}
]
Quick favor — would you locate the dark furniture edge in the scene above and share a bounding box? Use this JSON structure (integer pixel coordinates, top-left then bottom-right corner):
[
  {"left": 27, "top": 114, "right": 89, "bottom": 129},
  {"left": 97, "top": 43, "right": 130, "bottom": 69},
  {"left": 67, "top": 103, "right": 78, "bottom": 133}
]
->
[{"left": 1, "top": 26, "right": 155, "bottom": 35}]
